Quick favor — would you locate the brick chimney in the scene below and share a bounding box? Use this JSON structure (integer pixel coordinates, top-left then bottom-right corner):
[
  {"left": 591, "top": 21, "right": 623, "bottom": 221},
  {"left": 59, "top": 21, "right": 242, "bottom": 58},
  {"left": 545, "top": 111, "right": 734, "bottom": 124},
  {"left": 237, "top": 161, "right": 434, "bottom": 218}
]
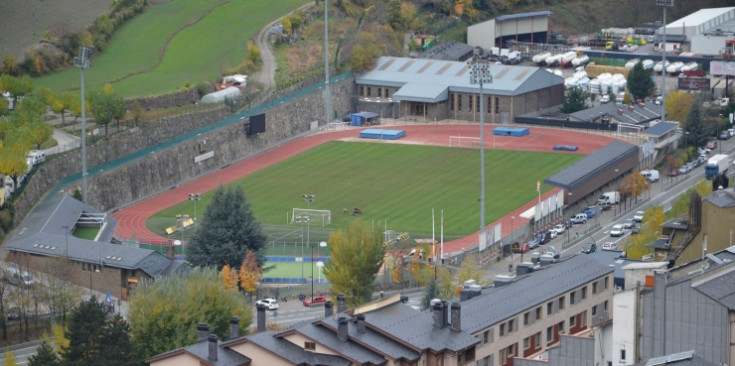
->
[
  {"left": 337, "top": 294, "right": 346, "bottom": 313},
  {"left": 338, "top": 316, "right": 349, "bottom": 342},
  {"left": 356, "top": 314, "right": 366, "bottom": 334},
  {"left": 197, "top": 323, "right": 209, "bottom": 342},
  {"left": 325, "top": 300, "right": 333, "bottom": 318},
  {"left": 256, "top": 304, "right": 266, "bottom": 332},
  {"left": 208, "top": 335, "right": 218, "bottom": 362},
  {"left": 229, "top": 316, "right": 240, "bottom": 339},
  {"left": 450, "top": 302, "right": 462, "bottom": 332}
]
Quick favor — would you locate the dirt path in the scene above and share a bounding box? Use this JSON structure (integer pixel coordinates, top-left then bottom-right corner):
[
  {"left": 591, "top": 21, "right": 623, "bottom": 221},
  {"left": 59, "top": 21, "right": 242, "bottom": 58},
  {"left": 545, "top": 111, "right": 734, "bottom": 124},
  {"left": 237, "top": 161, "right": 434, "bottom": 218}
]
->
[{"left": 249, "top": 2, "right": 316, "bottom": 92}]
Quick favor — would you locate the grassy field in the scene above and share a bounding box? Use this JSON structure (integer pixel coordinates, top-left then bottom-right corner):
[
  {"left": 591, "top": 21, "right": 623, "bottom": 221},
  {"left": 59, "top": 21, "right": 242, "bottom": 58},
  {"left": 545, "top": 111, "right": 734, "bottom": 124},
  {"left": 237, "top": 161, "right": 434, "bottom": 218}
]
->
[
  {"left": 73, "top": 227, "right": 100, "bottom": 240},
  {"left": 149, "top": 142, "right": 582, "bottom": 240},
  {"left": 266, "top": 261, "right": 326, "bottom": 280},
  {"left": 32, "top": 0, "right": 310, "bottom": 97}
]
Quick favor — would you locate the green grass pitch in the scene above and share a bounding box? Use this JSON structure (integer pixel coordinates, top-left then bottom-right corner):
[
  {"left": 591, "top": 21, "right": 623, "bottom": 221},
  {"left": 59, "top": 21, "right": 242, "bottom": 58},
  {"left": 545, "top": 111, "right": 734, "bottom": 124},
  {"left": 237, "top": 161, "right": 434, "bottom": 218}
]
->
[{"left": 149, "top": 141, "right": 582, "bottom": 239}]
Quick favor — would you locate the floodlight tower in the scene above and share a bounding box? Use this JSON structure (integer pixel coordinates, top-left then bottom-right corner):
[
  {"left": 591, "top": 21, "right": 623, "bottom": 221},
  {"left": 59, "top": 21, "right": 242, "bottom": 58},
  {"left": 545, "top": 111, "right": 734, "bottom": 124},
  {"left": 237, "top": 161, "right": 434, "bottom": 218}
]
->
[
  {"left": 469, "top": 49, "right": 492, "bottom": 250},
  {"left": 74, "top": 46, "right": 93, "bottom": 203}
]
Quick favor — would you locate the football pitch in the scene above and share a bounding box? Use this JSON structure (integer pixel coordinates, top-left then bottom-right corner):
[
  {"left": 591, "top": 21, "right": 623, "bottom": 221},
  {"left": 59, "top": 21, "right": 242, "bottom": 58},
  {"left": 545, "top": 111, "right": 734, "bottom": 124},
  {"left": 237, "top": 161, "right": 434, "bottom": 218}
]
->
[{"left": 149, "top": 141, "right": 582, "bottom": 239}]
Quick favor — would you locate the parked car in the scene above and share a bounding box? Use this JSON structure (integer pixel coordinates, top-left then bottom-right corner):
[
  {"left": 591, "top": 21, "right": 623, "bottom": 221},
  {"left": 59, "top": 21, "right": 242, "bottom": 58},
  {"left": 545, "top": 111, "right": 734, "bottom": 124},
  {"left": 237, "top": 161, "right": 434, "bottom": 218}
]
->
[
  {"left": 581, "top": 243, "right": 597, "bottom": 254},
  {"left": 623, "top": 218, "right": 635, "bottom": 229},
  {"left": 553, "top": 224, "right": 566, "bottom": 234},
  {"left": 571, "top": 213, "right": 588, "bottom": 224},
  {"left": 601, "top": 242, "right": 619, "bottom": 251},
  {"left": 528, "top": 239, "right": 540, "bottom": 250},
  {"left": 610, "top": 224, "right": 625, "bottom": 237},
  {"left": 549, "top": 230, "right": 558, "bottom": 239},
  {"left": 667, "top": 170, "right": 679, "bottom": 177},
  {"left": 631, "top": 225, "right": 640, "bottom": 235},
  {"left": 256, "top": 298, "right": 279, "bottom": 310},
  {"left": 633, "top": 211, "right": 644, "bottom": 222},
  {"left": 513, "top": 242, "right": 530, "bottom": 253},
  {"left": 706, "top": 140, "right": 717, "bottom": 150},
  {"left": 583, "top": 206, "right": 598, "bottom": 218},
  {"left": 729, "top": 128, "right": 735, "bottom": 137},
  {"left": 600, "top": 95, "right": 611, "bottom": 104},
  {"left": 719, "top": 130, "right": 730, "bottom": 140},
  {"left": 303, "top": 295, "right": 328, "bottom": 307},
  {"left": 536, "top": 231, "right": 552, "bottom": 245}
]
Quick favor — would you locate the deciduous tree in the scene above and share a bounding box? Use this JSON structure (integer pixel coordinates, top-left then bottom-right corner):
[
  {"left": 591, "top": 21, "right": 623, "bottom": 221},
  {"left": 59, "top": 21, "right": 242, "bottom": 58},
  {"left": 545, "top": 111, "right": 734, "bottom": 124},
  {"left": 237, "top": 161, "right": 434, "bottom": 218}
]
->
[
  {"left": 665, "top": 91, "right": 693, "bottom": 125},
  {"left": 420, "top": 277, "right": 439, "bottom": 310},
  {"left": 188, "top": 185, "right": 266, "bottom": 270},
  {"left": 239, "top": 250, "right": 262, "bottom": 294},
  {"left": 220, "top": 264, "right": 238, "bottom": 290},
  {"left": 624, "top": 206, "right": 664, "bottom": 259},
  {"left": 456, "top": 253, "right": 484, "bottom": 284},
  {"left": 128, "top": 267, "right": 252, "bottom": 360},
  {"left": 323, "top": 221, "right": 385, "bottom": 307},
  {"left": 3, "top": 350, "right": 17, "bottom": 366}
]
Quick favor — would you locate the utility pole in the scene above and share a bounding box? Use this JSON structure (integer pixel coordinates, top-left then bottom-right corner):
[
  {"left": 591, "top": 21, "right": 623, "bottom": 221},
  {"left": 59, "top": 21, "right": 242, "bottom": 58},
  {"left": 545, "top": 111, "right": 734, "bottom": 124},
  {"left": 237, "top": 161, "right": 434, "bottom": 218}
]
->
[{"left": 74, "top": 46, "right": 93, "bottom": 203}]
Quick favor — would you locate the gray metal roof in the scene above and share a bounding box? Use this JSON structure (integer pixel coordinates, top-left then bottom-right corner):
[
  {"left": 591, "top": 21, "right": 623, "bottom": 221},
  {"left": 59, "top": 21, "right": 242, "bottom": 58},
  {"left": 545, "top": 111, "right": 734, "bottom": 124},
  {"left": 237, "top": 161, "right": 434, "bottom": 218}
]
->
[
  {"left": 7, "top": 195, "right": 176, "bottom": 277},
  {"left": 318, "top": 317, "right": 420, "bottom": 361},
  {"left": 636, "top": 350, "right": 720, "bottom": 366},
  {"left": 355, "top": 56, "right": 563, "bottom": 102},
  {"left": 544, "top": 141, "right": 639, "bottom": 190},
  {"left": 495, "top": 11, "right": 552, "bottom": 22},
  {"left": 460, "top": 253, "right": 613, "bottom": 334},
  {"left": 693, "top": 270, "right": 735, "bottom": 310},
  {"left": 647, "top": 238, "right": 671, "bottom": 250},
  {"left": 295, "top": 323, "right": 387, "bottom": 365},
  {"left": 665, "top": 7, "right": 735, "bottom": 29},
  {"left": 245, "top": 331, "right": 351, "bottom": 366},
  {"left": 570, "top": 102, "right": 661, "bottom": 124},
  {"left": 147, "top": 338, "right": 251, "bottom": 366},
  {"left": 643, "top": 122, "right": 679, "bottom": 137},
  {"left": 703, "top": 188, "right": 735, "bottom": 208},
  {"left": 422, "top": 41, "right": 474, "bottom": 61},
  {"left": 359, "top": 301, "right": 480, "bottom": 352}
]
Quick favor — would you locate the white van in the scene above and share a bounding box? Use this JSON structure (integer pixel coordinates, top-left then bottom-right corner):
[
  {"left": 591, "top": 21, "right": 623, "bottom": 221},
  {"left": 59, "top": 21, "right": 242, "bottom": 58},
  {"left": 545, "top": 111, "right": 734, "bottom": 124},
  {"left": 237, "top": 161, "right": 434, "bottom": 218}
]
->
[
  {"left": 597, "top": 191, "right": 620, "bottom": 205},
  {"left": 571, "top": 213, "right": 588, "bottom": 224},
  {"left": 641, "top": 169, "right": 660, "bottom": 182},
  {"left": 27, "top": 151, "right": 45, "bottom": 165}
]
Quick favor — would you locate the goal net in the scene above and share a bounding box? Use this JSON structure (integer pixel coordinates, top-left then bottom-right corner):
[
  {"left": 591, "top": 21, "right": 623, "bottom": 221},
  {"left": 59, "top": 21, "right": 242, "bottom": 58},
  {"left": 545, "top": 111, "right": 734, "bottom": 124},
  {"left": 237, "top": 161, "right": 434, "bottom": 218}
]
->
[
  {"left": 449, "top": 136, "right": 482, "bottom": 148},
  {"left": 291, "top": 208, "right": 332, "bottom": 225},
  {"left": 616, "top": 123, "right": 644, "bottom": 137}
]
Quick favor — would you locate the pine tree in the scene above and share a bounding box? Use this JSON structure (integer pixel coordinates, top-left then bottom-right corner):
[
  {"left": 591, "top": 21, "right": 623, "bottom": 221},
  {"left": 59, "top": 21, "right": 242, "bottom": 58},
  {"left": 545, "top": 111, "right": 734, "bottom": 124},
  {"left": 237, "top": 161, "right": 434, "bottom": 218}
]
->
[
  {"left": 60, "top": 296, "right": 107, "bottom": 365},
  {"left": 28, "top": 340, "right": 60, "bottom": 366},
  {"left": 627, "top": 61, "right": 655, "bottom": 100},
  {"left": 560, "top": 87, "right": 588, "bottom": 113},
  {"left": 188, "top": 185, "right": 266, "bottom": 269},
  {"left": 99, "top": 314, "right": 138, "bottom": 366}
]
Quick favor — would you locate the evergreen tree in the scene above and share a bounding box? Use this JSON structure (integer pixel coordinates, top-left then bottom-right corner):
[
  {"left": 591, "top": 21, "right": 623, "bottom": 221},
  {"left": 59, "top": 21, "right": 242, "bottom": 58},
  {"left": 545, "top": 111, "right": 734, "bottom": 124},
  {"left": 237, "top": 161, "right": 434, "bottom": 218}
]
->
[
  {"left": 684, "top": 99, "right": 708, "bottom": 148},
  {"left": 60, "top": 296, "right": 107, "bottom": 365},
  {"left": 627, "top": 61, "right": 655, "bottom": 100},
  {"left": 560, "top": 87, "right": 588, "bottom": 114},
  {"left": 420, "top": 277, "right": 440, "bottom": 310},
  {"left": 188, "top": 185, "right": 266, "bottom": 269},
  {"left": 99, "top": 314, "right": 138, "bottom": 366},
  {"left": 28, "top": 340, "right": 60, "bottom": 366}
]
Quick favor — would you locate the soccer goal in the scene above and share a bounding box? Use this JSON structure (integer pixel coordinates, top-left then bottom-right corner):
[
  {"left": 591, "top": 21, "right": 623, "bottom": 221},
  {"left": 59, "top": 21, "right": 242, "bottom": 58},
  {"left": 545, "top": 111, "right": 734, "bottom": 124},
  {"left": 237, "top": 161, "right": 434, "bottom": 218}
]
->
[
  {"left": 616, "top": 123, "right": 644, "bottom": 137},
  {"left": 449, "top": 135, "right": 482, "bottom": 148},
  {"left": 291, "top": 208, "right": 332, "bottom": 226}
]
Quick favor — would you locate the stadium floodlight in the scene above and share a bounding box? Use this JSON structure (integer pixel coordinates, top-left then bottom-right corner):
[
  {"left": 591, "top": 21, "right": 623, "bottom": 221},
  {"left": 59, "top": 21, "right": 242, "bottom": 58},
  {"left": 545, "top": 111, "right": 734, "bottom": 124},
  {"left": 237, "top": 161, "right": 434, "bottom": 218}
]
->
[
  {"left": 74, "top": 46, "right": 93, "bottom": 203},
  {"left": 469, "top": 49, "right": 492, "bottom": 250}
]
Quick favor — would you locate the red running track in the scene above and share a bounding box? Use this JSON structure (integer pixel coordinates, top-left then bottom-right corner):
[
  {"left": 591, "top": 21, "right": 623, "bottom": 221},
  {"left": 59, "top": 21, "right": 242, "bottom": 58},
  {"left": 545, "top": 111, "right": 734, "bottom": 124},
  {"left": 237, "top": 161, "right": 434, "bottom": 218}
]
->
[{"left": 112, "top": 124, "right": 615, "bottom": 253}]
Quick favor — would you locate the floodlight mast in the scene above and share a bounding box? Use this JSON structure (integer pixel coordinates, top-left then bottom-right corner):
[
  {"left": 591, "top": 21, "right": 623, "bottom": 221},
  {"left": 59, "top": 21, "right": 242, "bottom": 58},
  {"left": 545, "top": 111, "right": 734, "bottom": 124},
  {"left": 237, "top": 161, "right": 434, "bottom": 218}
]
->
[
  {"left": 74, "top": 46, "right": 93, "bottom": 203},
  {"left": 469, "top": 50, "right": 492, "bottom": 250}
]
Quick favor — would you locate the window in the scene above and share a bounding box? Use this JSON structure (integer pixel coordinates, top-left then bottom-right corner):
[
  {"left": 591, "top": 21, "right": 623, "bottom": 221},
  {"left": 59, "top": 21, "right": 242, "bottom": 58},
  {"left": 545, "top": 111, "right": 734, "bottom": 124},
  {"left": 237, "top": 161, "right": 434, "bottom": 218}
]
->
[
  {"left": 476, "top": 95, "right": 480, "bottom": 112},
  {"left": 604, "top": 300, "right": 609, "bottom": 311},
  {"left": 469, "top": 95, "right": 473, "bottom": 112},
  {"left": 558, "top": 297, "right": 565, "bottom": 310},
  {"left": 547, "top": 301, "right": 553, "bottom": 315},
  {"left": 593, "top": 282, "right": 598, "bottom": 294},
  {"left": 534, "top": 332, "right": 541, "bottom": 347},
  {"left": 304, "top": 341, "right": 316, "bottom": 351},
  {"left": 367, "top": 87, "right": 371, "bottom": 97},
  {"left": 499, "top": 323, "right": 505, "bottom": 336},
  {"left": 377, "top": 88, "right": 382, "bottom": 98},
  {"left": 478, "top": 355, "right": 492, "bottom": 366},
  {"left": 536, "top": 307, "right": 542, "bottom": 320},
  {"left": 592, "top": 305, "right": 598, "bottom": 316},
  {"left": 581, "top": 286, "right": 587, "bottom": 300},
  {"left": 570, "top": 316, "right": 576, "bottom": 327},
  {"left": 508, "top": 319, "right": 515, "bottom": 332},
  {"left": 523, "top": 337, "right": 529, "bottom": 349},
  {"left": 493, "top": 97, "right": 499, "bottom": 114},
  {"left": 570, "top": 292, "right": 576, "bottom": 305},
  {"left": 484, "top": 329, "right": 494, "bottom": 344},
  {"left": 620, "top": 349, "right": 626, "bottom": 360},
  {"left": 458, "top": 95, "right": 463, "bottom": 111},
  {"left": 546, "top": 326, "right": 553, "bottom": 342},
  {"left": 359, "top": 86, "right": 364, "bottom": 96},
  {"left": 524, "top": 312, "right": 529, "bottom": 325},
  {"left": 604, "top": 277, "right": 609, "bottom": 290},
  {"left": 450, "top": 94, "right": 455, "bottom": 111},
  {"left": 558, "top": 321, "right": 564, "bottom": 333},
  {"left": 457, "top": 348, "right": 475, "bottom": 362}
]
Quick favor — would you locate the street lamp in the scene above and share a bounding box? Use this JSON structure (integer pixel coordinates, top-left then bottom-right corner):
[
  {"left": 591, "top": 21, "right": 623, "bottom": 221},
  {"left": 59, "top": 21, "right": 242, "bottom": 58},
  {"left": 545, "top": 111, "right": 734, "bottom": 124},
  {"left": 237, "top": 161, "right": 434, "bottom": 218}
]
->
[
  {"left": 656, "top": 0, "right": 674, "bottom": 123},
  {"left": 188, "top": 193, "right": 201, "bottom": 232},
  {"left": 176, "top": 214, "right": 189, "bottom": 255},
  {"left": 302, "top": 194, "right": 315, "bottom": 283},
  {"left": 469, "top": 49, "right": 492, "bottom": 251},
  {"left": 312, "top": 241, "right": 327, "bottom": 300}
]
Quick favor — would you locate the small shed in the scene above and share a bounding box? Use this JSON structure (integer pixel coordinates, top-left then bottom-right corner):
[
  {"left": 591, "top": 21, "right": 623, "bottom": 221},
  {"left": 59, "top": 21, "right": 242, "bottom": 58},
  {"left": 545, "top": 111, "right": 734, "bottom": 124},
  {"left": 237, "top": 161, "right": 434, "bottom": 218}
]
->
[{"left": 351, "top": 112, "right": 380, "bottom": 126}]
